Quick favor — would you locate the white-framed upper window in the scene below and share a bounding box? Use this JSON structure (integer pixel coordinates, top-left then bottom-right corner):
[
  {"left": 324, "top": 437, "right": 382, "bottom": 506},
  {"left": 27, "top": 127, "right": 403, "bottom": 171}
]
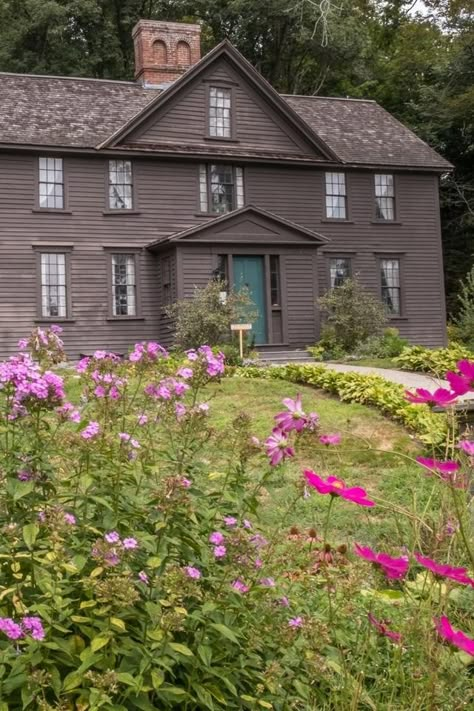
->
[
  {"left": 329, "top": 257, "right": 351, "bottom": 288},
  {"left": 39, "top": 157, "right": 64, "bottom": 209},
  {"left": 209, "top": 87, "right": 232, "bottom": 138},
  {"left": 109, "top": 160, "right": 133, "bottom": 210},
  {"left": 375, "top": 174, "right": 395, "bottom": 220},
  {"left": 380, "top": 258, "right": 401, "bottom": 315},
  {"left": 111, "top": 253, "right": 136, "bottom": 316},
  {"left": 325, "top": 172, "right": 347, "bottom": 219},
  {"left": 40, "top": 253, "right": 67, "bottom": 317},
  {"left": 199, "top": 164, "right": 244, "bottom": 214}
]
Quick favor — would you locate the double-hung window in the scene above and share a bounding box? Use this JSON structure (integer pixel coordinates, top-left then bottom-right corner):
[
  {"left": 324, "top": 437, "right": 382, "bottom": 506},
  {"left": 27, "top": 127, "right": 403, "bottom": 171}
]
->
[
  {"left": 329, "top": 257, "right": 351, "bottom": 288},
  {"left": 375, "top": 174, "right": 395, "bottom": 220},
  {"left": 325, "top": 172, "right": 347, "bottom": 219},
  {"left": 380, "top": 258, "right": 401, "bottom": 316},
  {"left": 109, "top": 160, "right": 133, "bottom": 210},
  {"left": 39, "top": 157, "right": 64, "bottom": 209},
  {"left": 199, "top": 164, "right": 244, "bottom": 214},
  {"left": 111, "top": 253, "right": 137, "bottom": 316},
  {"left": 39, "top": 252, "right": 68, "bottom": 318},
  {"left": 209, "top": 87, "right": 232, "bottom": 138}
]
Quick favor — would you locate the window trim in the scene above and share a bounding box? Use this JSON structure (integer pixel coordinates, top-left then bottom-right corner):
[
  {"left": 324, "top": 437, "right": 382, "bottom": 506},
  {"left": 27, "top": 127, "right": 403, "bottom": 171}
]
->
[
  {"left": 104, "top": 159, "right": 137, "bottom": 213},
  {"left": 327, "top": 255, "right": 353, "bottom": 289},
  {"left": 33, "top": 246, "right": 73, "bottom": 321},
  {"left": 104, "top": 248, "right": 143, "bottom": 320},
  {"left": 324, "top": 171, "right": 349, "bottom": 221},
  {"left": 205, "top": 83, "right": 237, "bottom": 142},
  {"left": 197, "top": 163, "right": 245, "bottom": 215},
  {"left": 373, "top": 173, "right": 397, "bottom": 223},
  {"left": 161, "top": 255, "right": 173, "bottom": 307},
  {"left": 35, "top": 156, "right": 69, "bottom": 213},
  {"left": 377, "top": 253, "right": 405, "bottom": 318}
]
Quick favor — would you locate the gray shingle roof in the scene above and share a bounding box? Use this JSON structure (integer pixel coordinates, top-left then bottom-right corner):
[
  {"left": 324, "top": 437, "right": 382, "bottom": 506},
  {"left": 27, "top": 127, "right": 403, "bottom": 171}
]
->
[{"left": 0, "top": 71, "right": 451, "bottom": 169}]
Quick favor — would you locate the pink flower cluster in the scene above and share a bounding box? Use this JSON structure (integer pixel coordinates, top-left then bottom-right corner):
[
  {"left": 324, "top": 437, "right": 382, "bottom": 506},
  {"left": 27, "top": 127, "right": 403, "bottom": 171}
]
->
[
  {"left": 0, "top": 353, "right": 65, "bottom": 417},
  {"left": 56, "top": 401, "right": 81, "bottom": 423},
  {"left": 446, "top": 360, "right": 474, "bottom": 396},
  {"left": 265, "top": 395, "right": 319, "bottom": 466},
  {"left": 186, "top": 346, "right": 225, "bottom": 377},
  {"left": 0, "top": 615, "right": 45, "bottom": 641},
  {"left": 145, "top": 376, "right": 189, "bottom": 400},
  {"left": 92, "top": 531, "right": 138, "bottom": 567},
  {"left": 129, "top": 341, "right": 168, "bottom": 364},
  {"left": 76, "top": 350, "right": 121, "bottom": 374}
]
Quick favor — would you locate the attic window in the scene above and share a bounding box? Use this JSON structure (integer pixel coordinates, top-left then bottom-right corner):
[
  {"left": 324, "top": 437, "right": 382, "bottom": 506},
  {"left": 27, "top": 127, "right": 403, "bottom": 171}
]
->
[
  {"left": 109, "top": 160, "right": 133, "bottom": 210},
  {"left": 209, "top": 87, "right": 232, "bottom": 138}
]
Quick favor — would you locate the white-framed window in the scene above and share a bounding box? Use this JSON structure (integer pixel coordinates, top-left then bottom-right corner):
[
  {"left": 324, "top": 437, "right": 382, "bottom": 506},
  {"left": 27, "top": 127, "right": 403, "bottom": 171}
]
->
[
  {"left": 199, "top": 164, "right": 244, "bottom": 214},
  {"left": 40, "top": 253, "right": 67, "bottom": 317},
  {"left": 111, "top": 253, "right": 136, "bottom": 316},
  {"left": 375, "top": 174, "right": 395, "bottom": 220},
  {"left": 380, "top": 258, "right": 401, "bottom": 315},
  {"left": 209, "top": 86, "right": 232, "bottom": 138},
  {"left": 329, "top": 257, "right": 351, "bottom": 288},
  {"left": 39, "top": 157, "right": 64, "bottom": 209},
  {"left": 325, "top": 172, "right": 347, "bottom": 219},
  {"left": 109, "top": 160, "right": 133, "bottom": 210}
]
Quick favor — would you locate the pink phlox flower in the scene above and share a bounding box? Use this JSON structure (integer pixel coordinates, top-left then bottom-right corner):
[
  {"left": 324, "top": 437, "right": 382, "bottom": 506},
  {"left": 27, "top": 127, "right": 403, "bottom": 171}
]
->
[
  {"left": 198, "top": 402, "right": 209, "bottom": 413},
  {"left": 255, "top": 558, "right": 263, "bottom": 569},
  {"left": 288, "top": 617, "right": 303, "bottom": 628},
  {"left": 368, "top": 614, "right": 402, "bottom": 643},
  {"left": 186, "top": 349, "right": 198, "bottom": 361},
  {"left": 458, "top": 440, "right": 474, "bottom": 456},
  {"left": 213, "top": 545, "right": 226, "bottom": 558},
  {"left": 21, "top": 616, "right": 45, "bottom": 641},
  {"left": 265, "top": 428, "right": 295, "bottom": 467},
  {"left": 223, "top": 516, "right": 237, "bottom": 527},
  {"left": 94, "top": 385, "right": 106, "bottom": 398},
  {"left": 63, "top": 513, "right": 76, "bottom": 525},
  {"left": 138, "top": 571, "right": 149, "bottom": 584},
  {"left": 185, "top": 566, "right": 201, "bottom": 579},
  {"left": 104, "top": 551, "right": 120, "bottom": 567},
  {"left": 174, "top": 380, "right": 189, "bottom": 396},
  {"left": 122, "top": 538, "right": 138, "bottom": 550},
  {"left": 260, "top": 577, "right": 275, "bottom": 587},
  {"left": 279, "top": 596, "right": 290, "bottom": 607},
  {"left": 209, "top": 531, "right": 224, "bottom": 545},
  {"left": 232, "top": 579, "right": 249, "bottom": 593},
  {"left": 250, "top": 534, "right": 268, "bottom": 548},
  {"left": 180, "top": 477, "right": 192, "bottom": 488},
  {"left": 415, "top": 553, "right": 474, "bottom": 586},
  {"left": 304, "top": 470, "right": 375, "bottom": 508},
  {"left": 177, "top": 367, "right": 193, "bottom": 379},
  {"left": 17, "top": 338, "right": 29, "bottom": 350},
  {"left": 119, "top": 433, "right": 140, "bottom": 449},
  {"left": 137, "top": 414, "right": 148, "bottom": 426},
  {"left": 105, "top": 531, "right": 120, "bottom": 544},
  {"left": 274, "top": 393, "right": 307, "bottom": 432},
  {"left": 0, "top": 617, "right": 24, "bottom": 640},
  {"left": 243, "top": 519, "right": 252, "bottom": 529},
  {"left": 81, "top": 421, "right": 100, "bottom": 440},
  {"left": 175, "top": 403, "right": 187, "bottom": 418},
  {"left": 435, "top": 616, "right": 474, "bottom": 656},
  {"left": 405, "top": 387, "right": 458, "bottom": 407},
  {"left": 319, "top": 433, "right": 341, "bottom": 446},
  {"left": 354, "top": 544, "right": 409, "bottom": 579}
]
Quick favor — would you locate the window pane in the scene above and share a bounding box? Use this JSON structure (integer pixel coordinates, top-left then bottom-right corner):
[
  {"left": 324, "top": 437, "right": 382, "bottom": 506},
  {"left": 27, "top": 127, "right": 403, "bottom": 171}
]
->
[
  {"left": 329, "top": 258, "right": 351, "bottom": 288},
  {"left": 40, "top": 253, "right": 67, "bottom": 317},
  {"left": 381, "top": 258, "right": 401, "bottom": 315},
  {"left": 235, "top": 167, "right": 244, "bottom": 209},
  {"left": 325, "top": 172, "right": 346, "bottom": 219},
  {"left": 375, "top": 174, "right": 394, "bottom": 220},
  {"left": 209, "top": 87, "right": 232, "bottom": 138},
  {"left": 210, "top": 164, "right": 235, "bottom": 214},
  {"left": 112, "top": 254, "right": 136, "bottom": 316},
  {"left": 270, "top": 255, "right": 281, "bottom": 306},
  {"left": 214, "top": 255, "right": 228, "bottom": 283},
  {"left": 39, "top": 157, "right": 64, "bottom": 209},
  {"left": 199, "top": 164, "right": 208, "bottom": 212},
  {"left": 109, "top": 160, "right": 133, "bottom": 209}
]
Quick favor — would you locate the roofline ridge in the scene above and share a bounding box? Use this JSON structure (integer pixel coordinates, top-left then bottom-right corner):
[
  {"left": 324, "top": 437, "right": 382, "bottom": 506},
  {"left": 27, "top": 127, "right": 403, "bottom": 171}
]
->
[
  {"left": 282, "top": 93, "right": 376, "bottom": 103},
  {"left": 0, "top": 71, "right": 138, "bottom": 86}
]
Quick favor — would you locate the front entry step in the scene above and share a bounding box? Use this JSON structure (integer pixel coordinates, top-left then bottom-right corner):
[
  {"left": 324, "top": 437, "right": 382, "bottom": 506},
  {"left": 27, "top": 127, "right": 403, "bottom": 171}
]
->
[{"left": 254, "top": 349, "right": 315, "bottom": 365}]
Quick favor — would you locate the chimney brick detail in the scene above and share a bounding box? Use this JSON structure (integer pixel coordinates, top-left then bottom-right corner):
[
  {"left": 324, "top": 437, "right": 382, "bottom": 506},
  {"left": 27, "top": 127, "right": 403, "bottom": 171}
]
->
[{"left": 132, "top": 20, "right": 201, "bottom": 86}]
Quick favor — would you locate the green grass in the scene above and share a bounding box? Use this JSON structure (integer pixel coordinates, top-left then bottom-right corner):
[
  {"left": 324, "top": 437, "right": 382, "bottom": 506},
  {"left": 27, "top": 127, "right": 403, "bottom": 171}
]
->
[{"left": 205, "top": 378, "right": 438, "bottom": 547}]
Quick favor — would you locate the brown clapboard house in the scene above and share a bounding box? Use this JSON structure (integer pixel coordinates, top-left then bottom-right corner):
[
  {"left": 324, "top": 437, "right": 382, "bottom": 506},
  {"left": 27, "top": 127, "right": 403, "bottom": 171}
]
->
[{"left": 0, "top": 20, "right": 451, "bottom": 357}]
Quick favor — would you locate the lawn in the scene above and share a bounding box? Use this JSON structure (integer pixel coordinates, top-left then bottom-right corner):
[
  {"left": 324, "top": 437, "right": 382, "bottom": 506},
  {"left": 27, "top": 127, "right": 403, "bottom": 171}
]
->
[{"left": 205, "top": 378, "right": 437, "bottom": 548}]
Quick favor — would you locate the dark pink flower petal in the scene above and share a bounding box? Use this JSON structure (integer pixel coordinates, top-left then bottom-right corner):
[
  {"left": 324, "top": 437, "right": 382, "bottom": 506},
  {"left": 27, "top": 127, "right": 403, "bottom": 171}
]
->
[
  {"left": 446, "top": 371, "right": 470, "bottom": 396},
  {"left": 435, "top": 616, "right": 474, "bottom": 656},
  {"left": 416, "top": 457, "right": 460, "bottom": 475},
  {"left": 368, "top": 614, "right": 402, "bottom": 644},
  {"left": 415, "top": 553, "right": 473, "bottom": 586}
]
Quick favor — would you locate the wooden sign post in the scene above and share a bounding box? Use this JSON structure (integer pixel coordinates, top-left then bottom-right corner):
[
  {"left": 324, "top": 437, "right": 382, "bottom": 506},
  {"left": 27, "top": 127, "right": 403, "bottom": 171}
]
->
[{"left": 230, "top": 323, "right": 252, "bottom": 359}]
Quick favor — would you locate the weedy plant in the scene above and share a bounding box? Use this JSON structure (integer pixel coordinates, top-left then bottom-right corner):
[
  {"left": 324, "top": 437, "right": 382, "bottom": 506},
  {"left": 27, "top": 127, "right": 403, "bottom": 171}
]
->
[{"left": 0, "top": 326, "right": 472, "bottom": 710}]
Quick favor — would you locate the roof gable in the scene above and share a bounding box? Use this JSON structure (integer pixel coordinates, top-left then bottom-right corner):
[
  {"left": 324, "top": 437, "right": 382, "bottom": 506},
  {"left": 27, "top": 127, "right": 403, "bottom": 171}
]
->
[
  {"left": 147, "top": 205, "right": 329, "bottom": 249},
  {"left": 99, "top": 41, "right": 338, "bottom": 161}
]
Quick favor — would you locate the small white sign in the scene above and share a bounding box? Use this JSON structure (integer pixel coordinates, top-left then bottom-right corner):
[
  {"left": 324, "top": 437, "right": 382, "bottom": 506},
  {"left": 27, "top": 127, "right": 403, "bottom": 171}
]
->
[{"left": 231, "top": 324, "right": 252, "bottom": 331}]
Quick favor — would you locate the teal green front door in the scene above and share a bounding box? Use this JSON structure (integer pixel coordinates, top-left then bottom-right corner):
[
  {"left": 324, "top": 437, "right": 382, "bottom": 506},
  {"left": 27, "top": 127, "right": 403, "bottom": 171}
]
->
[{"left": 233, "top": 256, "right": 267, "bottom": 344}]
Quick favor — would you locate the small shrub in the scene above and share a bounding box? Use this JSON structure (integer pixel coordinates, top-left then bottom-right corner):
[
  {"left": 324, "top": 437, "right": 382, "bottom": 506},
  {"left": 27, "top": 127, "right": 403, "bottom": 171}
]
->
[
  {"left": 395, "top": 342, "right": 473, "bottom": 375},
  {"left": 455, "top": 265, "right": 474, "bottom": 349},
  {"left": 318, "top": 278, "right": 388, "bottom": 352},
  {"left": 355, "top": 328, "right": 409, "bottom": 359},
  {"left": 165, "top": 279, "right": 257, "bottom": 350},
  {"left": 216, "top": 343, "right": 243, "bottom": 366}
]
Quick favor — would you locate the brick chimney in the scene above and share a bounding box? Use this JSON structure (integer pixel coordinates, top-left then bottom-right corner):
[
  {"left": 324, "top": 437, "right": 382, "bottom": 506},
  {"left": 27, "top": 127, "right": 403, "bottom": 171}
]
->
[{"left": 132, "top": 20, "right": 201, "bottom": 86}]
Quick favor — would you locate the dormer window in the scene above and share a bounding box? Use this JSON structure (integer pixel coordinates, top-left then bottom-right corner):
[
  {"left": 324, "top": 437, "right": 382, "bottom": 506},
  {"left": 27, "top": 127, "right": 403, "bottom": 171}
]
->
[{"left": 209, "top": 87, "right": 232, "bottom": 138}]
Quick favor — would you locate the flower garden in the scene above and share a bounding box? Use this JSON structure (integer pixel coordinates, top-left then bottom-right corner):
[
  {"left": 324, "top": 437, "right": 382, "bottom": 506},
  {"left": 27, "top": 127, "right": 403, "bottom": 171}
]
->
[{"left": 0, "top": 326, "right": 473, "bottom": 710}]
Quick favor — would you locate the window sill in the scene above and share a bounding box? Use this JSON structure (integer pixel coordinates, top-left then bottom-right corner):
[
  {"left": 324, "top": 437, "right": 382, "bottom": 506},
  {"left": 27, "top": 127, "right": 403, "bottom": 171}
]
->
[
  {"left": 320, "top": 219, "right": 355, "bottom": 224},
  {"left": 32, "top": 209, "right": 73, "bottom": 215},
  {"left": 102, "top": 210, "right": 141, "bottom": 216},
  {"left": 194, "top": 212, "right": 221, "bottom": 218},
  {"left": 370, "top": 220, "right": 402, "bottom": 226},
  {"left": 34, "top": 318, "right": 75, "bottom": 323},
  {"left": 203, "top": 136, "right": 240, "bottom": 143},
  {"left": 106, "top": 316, "right": 145, "bottom": 322}
]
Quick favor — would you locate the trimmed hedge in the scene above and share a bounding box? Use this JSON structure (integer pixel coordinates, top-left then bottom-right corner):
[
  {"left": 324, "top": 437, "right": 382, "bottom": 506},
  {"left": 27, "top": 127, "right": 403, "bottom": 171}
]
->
[
  {"left": 235, "top": 364, "right": 447, "bottom": 446},
  {"left": 395, "top": 343, "right": 472, "bottom": 375}
]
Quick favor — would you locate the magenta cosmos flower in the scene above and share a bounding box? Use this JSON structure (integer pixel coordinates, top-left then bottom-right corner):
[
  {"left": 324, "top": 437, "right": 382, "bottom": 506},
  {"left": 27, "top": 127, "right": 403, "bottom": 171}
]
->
[
  {"left": 368, "top": 614, "right": 402, "bottom": 644},
  {"left": 415, "top": 553, "right": 474, "bottom": 587},
  {"left": 458, "top": 440, "right": 474, "bottom": 456},
  {"left": 304, "top": 470, "right": 375, "bottom": 507},
  {"left": 354, "top": 544, "right": 409, "bottom": 579},
  {"left": 319, "top": 434, "right": 341, "bottom": 446},
  {"left": 274, "top": 394, "right": 307, "bottom": 432},
  {"left": 446, "top": 359, "right": 474, "bottom": 396},
  {"left": 265, "top": 428, "right": 295, "bottom": 466},
  {"left": 435, "top": 616, "right": 474, "bottom": 656},
  {"left": 416, "top": 457, "right": 460, "bottom": 475},
  {"left": 405, "top": 387, "right": 457, "bottom": 407}
]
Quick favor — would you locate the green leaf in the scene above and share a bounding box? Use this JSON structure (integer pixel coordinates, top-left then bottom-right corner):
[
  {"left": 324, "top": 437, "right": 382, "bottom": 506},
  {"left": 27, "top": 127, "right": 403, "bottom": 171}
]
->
[
  {"left": 90, "top": 634, "right": 110, "bottom": 652},
  {"left": 110, "top": 617, "right": 126, "bottom": 631},
  {"left": 197, "top": 644, "right": 212, "bottom": 666},
  {"left": 210, "top": 623, "right": 239, "bottom": 644},
  {"left": 62, "top": 671, "right": 83, "bottom": 692},
  {"left": 169, "top": 642, "right": 194, "bottom": 657},
  {"left": 22, "top": 523, "right": 39, "bottom": 549},
  {"left": 151, "top": 670, "right": 164, "bottom": 691},
  {"left": 116, "top": 672, "right": 137, "bottom": 687}
]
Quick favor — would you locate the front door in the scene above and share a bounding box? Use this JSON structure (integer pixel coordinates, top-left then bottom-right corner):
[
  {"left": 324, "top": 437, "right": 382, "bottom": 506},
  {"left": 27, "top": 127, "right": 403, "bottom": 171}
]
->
[{"left": 233, "top": 256, "right": 267, "bottom": 344}]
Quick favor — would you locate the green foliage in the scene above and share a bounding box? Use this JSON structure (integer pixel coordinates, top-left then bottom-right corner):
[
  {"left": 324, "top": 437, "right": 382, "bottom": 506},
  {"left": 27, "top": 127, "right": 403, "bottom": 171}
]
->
[
  {"left": 164, "top": 279, "right": 257, "bottom": 350},
  {"left": 237, "top": 364, "right": 447, "bottom": 446},
  {"left": 318, "top": 278, "right": 388, "bottom": 353},
  {"left": 355, "top": 328, "right": 410, "bottom": 359},
  {"left": 215, "top": 343, "right": 243, "bottom": 366},
  {"left": 454, "top": 265, "right": 474, "bottom": 348},
  {"left": 395, "top": 342, "right": 473, "bottom": 375}
]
